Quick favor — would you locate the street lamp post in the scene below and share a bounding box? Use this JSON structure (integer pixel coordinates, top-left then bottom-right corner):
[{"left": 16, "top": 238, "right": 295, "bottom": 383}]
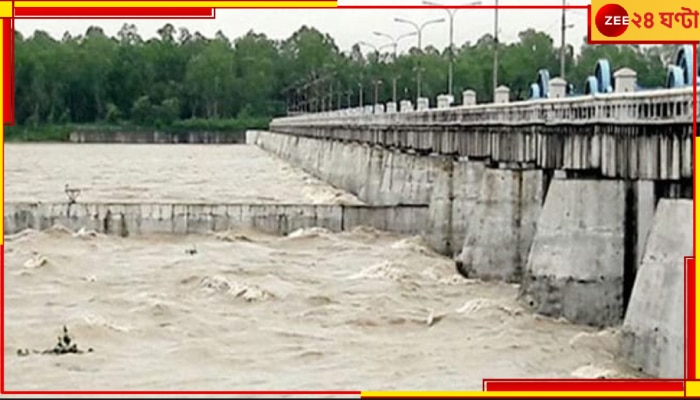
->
[
  {"left": 394, "top": 16, "right": 445, "bottom": 101},
  {"left": 358, "top": 40, "right": 379, "bottom": 57},
  {"left": 373, "top": 79, "right": 383, "bottom": 107},
  {"left": 422, "top": 0, "right": 481, "bottom": 97},
  {"left": 559, "top": 0, "right": 575, "bottom": 80},
  {"left": 493, "top": 0, "right": 499, "bottom": 99},
  {"left": 337, "top": 85, "right": 342, "bottom": 110},
  {"left": 373, "top": 31, "right": 417, "bottom": 61},
  {"left": 372, "top": 30, "right": 417, "bottom": 103},
  {"left": 358, "top": 82, "right": 364, "bottom": 107},
  {"left": 358, "top": 40, "right": 394, "bottom": 62}
]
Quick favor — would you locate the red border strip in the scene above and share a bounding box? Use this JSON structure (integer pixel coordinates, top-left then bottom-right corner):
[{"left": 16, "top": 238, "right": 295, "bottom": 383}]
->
[
  {"left": 1, "top": 3, "right": 697, "bottom": 397},
  {"left": 3, "top": 18, "right": 12, "bottom": 125},
  {"left": 4, "top": 391, "right": 362, "bottom": 395},
  {"left": 688, "top": 257, "right": 696, "bottom": 381},
  {"left": 483, "top": 380, "right": 685, "bottom": 392},
  {"left": 14, "top": 7, "right": 215, "bottom": 17},
  {"left": 0, "top": 247, "right": 3, "bottom": 390},
  {"left": 691, "top": 44, "right": 698, "bottom": 383}
]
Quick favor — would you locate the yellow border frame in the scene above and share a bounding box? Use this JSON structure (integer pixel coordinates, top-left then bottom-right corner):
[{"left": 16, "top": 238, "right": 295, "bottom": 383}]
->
[{"left": 2, "top": 1, "right": 696, "bottom": 397}]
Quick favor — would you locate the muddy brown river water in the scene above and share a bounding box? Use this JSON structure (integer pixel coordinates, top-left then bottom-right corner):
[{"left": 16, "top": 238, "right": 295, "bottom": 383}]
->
[{"left": 3, "top": 144, "right": 642, "bottom": 391}]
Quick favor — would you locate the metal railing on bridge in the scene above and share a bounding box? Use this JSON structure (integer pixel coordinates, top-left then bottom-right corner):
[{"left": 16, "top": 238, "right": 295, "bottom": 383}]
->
[{"left": 274, "top": 45, "right": 698, "bottom": 127}]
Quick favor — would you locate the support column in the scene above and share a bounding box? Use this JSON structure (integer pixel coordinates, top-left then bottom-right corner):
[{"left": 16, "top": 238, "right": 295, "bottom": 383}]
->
[
  {"left": 456, "top": 163, "right": 543, "bottom": 282},
  {"left": 426, "top": 157, "right": 455, "bottom": 255},
  {"left": 519, "top": 178, "right": 631, "bottom": 327},
  {"left": 620, "top": 199, "right": 690, "bottom": 378}
]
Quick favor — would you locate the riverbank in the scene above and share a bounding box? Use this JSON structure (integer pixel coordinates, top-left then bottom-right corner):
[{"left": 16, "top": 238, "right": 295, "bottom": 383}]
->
[{"left": 4, "top": 118, "right": 270, "bottom": 143}]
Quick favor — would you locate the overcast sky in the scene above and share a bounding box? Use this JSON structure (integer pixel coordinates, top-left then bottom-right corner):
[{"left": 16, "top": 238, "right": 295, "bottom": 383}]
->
[{"left": 15, "top": 0, "right": 591, "bottom": 55}]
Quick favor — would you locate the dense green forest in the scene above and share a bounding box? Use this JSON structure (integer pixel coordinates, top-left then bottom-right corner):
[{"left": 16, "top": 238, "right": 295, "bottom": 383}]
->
[{"left": 10, "top": 23, "right": 678, "bottom": 140}]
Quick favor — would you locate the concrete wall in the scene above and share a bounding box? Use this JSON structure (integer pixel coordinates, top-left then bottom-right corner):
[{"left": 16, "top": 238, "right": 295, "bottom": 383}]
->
[
  {"left": 518, "top": 177, "right": 661, "bottom": 328},
  {"left": 620, "top": 199, "right": 691, "bottom": 378},
  {"left": 4, "top": 202, "right": 428, "bottom": 238},
  {"left": 69, "top": 130, "right": 246, "bottom": 144},
  {"left": 250, "top": 130, "right": 449, "bottom": 251},
  {"left": 249, "top": 130, "right": 438, "bottom": 205},
  {"left": 250, "top": 130, "right": 543, "bottom": 281}
]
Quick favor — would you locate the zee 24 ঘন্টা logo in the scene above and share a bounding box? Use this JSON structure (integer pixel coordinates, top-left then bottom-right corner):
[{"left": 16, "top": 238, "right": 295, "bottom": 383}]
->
[{"left": 595, "top": 3, "right": 699, "bottom": 38}]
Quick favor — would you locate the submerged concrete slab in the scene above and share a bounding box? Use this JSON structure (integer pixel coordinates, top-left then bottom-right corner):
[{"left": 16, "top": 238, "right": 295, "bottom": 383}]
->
[
  {"left": 4, "top": 202, "right": 426, "bottom": 238},
  {"left": 518, "top": 178, "right": 627, "bottom": 327},
  {"left": 620, "top": 199, "right": 690, "bottom": 378}
]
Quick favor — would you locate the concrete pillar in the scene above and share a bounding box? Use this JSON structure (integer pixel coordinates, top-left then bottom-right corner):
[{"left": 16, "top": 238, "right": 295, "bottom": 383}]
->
[
  {"left": 636, "top": 181, "right": 655, "bottom": 269},
  {"left": 364, "top": 105, "right": 374, "bottom": 114},
  {"left": 548, "top": 77, "right": 567, "bottom": 99},
  {"left": 374, "top": 104, "right": 385, "bottom": 114},
  {"left": 620, "top": 199, "right": 690, "bottom": 378},
  {"left": 519, "top": 178, "right": 655, "bottom": 327},
  {"left": 456, "top": 163, "right": 544, "bottom": 282},
  {"left": 386, "top": 102, "right": 397, "bottom": 113},
  {"left": 462, "top": 90, "right": 476, "bottom": 106},
  {"left": 400, "top": 100, "right": 414, "bottom": 113},
  {"left": 426, "top": 157, "right": 456, "bottom": 255},
  {"left": 614, "top": 68, "right": 637, "bottom": 93},
  {"left": 437, "top": 95, "right": 451, "bottom": 109},
  {"left": 417, "top": 97, "right": 430, "bottom": 111},
  {"left": 494, "top": 86, "right": 510, "bottom": 103}
]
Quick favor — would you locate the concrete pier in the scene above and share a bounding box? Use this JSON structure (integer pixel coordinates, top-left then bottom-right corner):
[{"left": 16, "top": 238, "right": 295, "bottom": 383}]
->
[
  {"left": 457, "top": 167, "right": 543, "bottom": 282},
  {"left": 620, "top": 199, "right": 691, "bottom": 378},
  {"left": 519, "top": 179, "right": 629, "bottom": 326},
  {"left": 519, "top": 177, "right": 673, "bottom": 327}
]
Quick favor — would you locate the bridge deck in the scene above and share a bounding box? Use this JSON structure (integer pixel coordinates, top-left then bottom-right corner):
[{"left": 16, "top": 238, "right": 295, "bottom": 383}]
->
[{"left": 269, "top": 88, "right": 696, "bottom": 181}]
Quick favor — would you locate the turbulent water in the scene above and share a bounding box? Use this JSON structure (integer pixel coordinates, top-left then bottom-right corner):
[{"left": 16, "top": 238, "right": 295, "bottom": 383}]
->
[
  {"left": 4, "top": 144, "right": 642, "bottom": 391},
  {"left": 5, "top": 144, "right": 361, "bottom": 204}
]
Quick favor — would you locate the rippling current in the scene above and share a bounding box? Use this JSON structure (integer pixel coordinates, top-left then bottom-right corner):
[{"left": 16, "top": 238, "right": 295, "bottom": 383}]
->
[{"left": 4, "top": 144, "right": 642, "bottom": 391}]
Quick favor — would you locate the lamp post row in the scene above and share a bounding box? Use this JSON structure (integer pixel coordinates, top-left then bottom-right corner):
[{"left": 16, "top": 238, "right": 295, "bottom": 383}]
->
[
  {"left": 297, "top": 1, "right": 572, "bottom": 111},
  {"left": 357, "top": 1, "right": 482, "bottom": 106}
]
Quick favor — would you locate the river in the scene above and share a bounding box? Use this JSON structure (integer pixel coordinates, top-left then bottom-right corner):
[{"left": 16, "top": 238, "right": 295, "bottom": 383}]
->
[{"left": 4, "top": 143, "right": 642, "bottom": 392}]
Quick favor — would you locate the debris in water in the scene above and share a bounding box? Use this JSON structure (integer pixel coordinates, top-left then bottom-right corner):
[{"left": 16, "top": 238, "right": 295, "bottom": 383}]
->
[
  {"left": 64, "top": 184, "right": 81, "bottom": 205},
  {"left": 426, "top": 309, "right": 447, "bottom": 327},
  {"left": 17, "top": 325, "right": 93, "bottom": 357},
  {"left": 185, "top": 245, "right": 198, "bottom": 255},
  {"left": 23, "top": 253, "right": 49, "bottom": 269}
]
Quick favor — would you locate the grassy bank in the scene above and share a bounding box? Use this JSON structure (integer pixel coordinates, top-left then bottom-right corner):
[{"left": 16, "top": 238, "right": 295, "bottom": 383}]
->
[
  {"left": 5, "top": 125, "right": 73, "bottom": 142},
  {"left": 4, "top": 117, "right": 272, "bottom": 142}
]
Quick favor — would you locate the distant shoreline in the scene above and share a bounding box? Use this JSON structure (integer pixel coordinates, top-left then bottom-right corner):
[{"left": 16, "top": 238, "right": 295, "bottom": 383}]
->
[
  {"left": 4, "top": 118, "right": 270, "bottom": 143},
  {"left": 67, "top": 130, "right": 248, "bottom": 144}
]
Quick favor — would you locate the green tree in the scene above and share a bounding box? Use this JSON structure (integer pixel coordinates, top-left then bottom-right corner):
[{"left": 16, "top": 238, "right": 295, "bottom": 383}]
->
[{"left": 10, "top": 23, "right": 678, "bottom": 138}]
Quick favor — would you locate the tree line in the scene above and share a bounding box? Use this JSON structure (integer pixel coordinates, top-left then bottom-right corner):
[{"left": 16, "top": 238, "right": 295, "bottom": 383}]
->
[{"left": 12, "top": 23, "right": 678, "bottom": 134}]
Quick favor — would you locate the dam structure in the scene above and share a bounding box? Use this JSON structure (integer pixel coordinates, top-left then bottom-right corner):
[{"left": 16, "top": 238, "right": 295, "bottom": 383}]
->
[
  {"left": 251, "top": 66, "right": 694, "bottom": 379},
  {"left": 4, "top": 62, "right": 694, "bottom": 380}
]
